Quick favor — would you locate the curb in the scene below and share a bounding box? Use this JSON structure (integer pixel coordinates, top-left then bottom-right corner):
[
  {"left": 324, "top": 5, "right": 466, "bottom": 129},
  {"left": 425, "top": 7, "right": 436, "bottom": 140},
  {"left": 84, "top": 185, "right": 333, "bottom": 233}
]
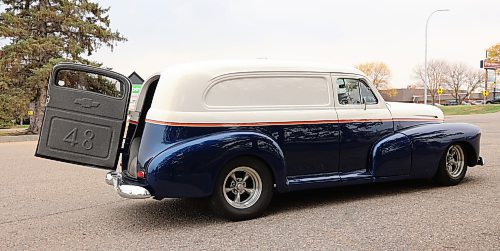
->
[{"left": 0, "top": 135, "right": 39, "bottom": 143}]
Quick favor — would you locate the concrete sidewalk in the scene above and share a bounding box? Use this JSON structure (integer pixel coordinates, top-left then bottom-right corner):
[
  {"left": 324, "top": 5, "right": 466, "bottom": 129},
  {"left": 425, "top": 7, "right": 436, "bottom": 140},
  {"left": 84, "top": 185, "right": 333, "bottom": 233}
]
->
[
  {"left": 0, "top": 128, "right": 38, "bottom": 143},
  {"left": 0, "top": 134, "right": 39, "bottom": 143}
]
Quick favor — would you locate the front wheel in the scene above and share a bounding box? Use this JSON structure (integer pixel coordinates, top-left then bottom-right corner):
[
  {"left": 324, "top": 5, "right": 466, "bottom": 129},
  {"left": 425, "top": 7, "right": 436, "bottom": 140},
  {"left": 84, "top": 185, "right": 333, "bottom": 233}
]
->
[
  {"left": 210, "top": 157, "right": 273, "bottom": 221},
  {"left": 434, "top": 144, "right": 468, "bottom": 186}
]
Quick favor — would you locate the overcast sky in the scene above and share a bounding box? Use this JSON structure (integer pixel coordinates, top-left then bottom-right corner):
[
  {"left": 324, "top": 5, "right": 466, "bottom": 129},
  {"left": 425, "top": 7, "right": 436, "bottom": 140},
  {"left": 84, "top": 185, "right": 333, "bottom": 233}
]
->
[{"left": 73, "top": 1, "right": 500, "bottom": 87}]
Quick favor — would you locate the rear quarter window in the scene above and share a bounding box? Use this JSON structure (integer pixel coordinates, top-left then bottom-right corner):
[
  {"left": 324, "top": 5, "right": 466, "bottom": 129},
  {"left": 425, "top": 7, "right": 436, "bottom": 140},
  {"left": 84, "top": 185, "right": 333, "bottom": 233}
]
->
[
  {"left": 205, "top": 76, "right": 330, "bottom": 108},
  {"left": 56, "top": 69, "right": 124, "bottom": 98}
]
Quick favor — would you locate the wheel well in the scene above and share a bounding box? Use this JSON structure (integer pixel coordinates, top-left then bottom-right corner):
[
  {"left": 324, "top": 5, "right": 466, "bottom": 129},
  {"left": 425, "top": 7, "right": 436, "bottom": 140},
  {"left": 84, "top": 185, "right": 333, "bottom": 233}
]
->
[{"left": 456, "top": 141, "right": 477, "bottom": 167}]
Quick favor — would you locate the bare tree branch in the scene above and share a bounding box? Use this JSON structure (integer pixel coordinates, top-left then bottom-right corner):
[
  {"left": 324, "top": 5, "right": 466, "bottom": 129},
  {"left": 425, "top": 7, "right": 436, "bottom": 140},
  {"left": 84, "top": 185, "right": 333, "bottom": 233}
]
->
[
  {"left": 444, "top": 63, "right": 467, "bottom": 103},
  {"left": 413, "top": 60, "right": 448, "bottom": 104},
  {"left": 355, "top": 61, "right": 392, "bottom": 90}
]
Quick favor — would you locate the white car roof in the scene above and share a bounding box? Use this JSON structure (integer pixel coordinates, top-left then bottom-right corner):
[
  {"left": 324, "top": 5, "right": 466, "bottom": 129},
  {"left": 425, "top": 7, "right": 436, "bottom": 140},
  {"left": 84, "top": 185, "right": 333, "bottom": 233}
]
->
[
  {"left": 159, "top": 60, "right": 364, "bottom": 77},
  {"left": 146, "top": 60, "right": 367, "bottom": 123}
]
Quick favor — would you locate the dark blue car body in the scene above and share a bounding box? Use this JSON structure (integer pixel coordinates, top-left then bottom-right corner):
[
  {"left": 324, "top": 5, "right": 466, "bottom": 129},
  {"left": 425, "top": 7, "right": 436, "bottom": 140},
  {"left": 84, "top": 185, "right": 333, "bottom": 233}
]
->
[{"left": 120, "top": 119, "right": 481, "bottom": 199}]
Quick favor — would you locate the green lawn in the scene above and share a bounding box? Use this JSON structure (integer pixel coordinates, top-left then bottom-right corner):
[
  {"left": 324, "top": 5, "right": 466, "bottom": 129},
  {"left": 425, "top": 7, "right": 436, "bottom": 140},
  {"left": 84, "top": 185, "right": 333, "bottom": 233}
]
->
[
  {"left": 0, "top": 125, "right": 30, "bottom": 136},
  {"left": 438, "top": 104, "right": 500, "bottom": 115}
]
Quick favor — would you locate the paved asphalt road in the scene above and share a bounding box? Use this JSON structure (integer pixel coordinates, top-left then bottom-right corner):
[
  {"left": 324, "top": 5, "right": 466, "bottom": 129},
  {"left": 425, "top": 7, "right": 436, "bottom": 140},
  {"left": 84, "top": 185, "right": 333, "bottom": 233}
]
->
[{"left": 1, "top": 113, "right": 499, "bottom": 250}]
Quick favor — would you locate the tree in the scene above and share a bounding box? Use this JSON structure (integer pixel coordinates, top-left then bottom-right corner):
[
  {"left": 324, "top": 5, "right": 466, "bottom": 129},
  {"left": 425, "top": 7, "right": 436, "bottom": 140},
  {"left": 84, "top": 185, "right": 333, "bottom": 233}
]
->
[
  {"left": 355, "top": 62, "right": 392, "bottom": 90},
  {"left": 444, "top": 63, "right": 482, "bottom": 103},
  {"left": 463, "top": 70, "right": 484, "bottom": 100},
  {"left": 487, "top": 43, "right": 500, "bottom": 80},
  {"left": 413, "top": 60, "right": 449, "bottom": 104},
  {"left": 444, "top": 63, "right": 467, "bottom": 103},
  {"left": 0, "top": 0, "right": 126, "bottom": 133},
  {"left": 487, "top": 43, "right": 500, "bottom": 62}
]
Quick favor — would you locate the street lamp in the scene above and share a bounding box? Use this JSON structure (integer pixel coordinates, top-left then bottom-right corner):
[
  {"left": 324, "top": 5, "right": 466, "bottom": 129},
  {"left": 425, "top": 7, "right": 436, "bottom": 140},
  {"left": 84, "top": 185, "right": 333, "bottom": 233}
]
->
[{"left": 424, "top": 9, "right": 450, "bottom": 105}]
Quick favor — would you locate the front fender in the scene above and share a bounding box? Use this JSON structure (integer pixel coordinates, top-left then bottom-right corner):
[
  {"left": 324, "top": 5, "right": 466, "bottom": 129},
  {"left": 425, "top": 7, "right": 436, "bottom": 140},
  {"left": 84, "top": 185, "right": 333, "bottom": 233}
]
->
[
  {"left": 371, "top": 123, "right": 481, "bottom": 179},
  {"left": 402, "top": 123, "right": 481, "bottom": 178},
  {"left": 146, "top": 131, "right": 286, "bottom": 198}
]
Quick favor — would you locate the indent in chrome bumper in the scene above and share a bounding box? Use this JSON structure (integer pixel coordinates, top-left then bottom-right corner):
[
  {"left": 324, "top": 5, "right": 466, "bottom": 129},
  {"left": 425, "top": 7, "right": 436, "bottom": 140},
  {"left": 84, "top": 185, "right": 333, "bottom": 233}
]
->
[{"left": 105, "top": 171, "right": 151, "bottom": 199}]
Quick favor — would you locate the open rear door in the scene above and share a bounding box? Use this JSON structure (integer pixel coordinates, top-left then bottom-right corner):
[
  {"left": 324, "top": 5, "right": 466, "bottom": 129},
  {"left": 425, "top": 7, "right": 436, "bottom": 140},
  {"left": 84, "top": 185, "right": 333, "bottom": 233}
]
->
[{"left": 35, "top": 63, "right": 131, "bottom": 169}]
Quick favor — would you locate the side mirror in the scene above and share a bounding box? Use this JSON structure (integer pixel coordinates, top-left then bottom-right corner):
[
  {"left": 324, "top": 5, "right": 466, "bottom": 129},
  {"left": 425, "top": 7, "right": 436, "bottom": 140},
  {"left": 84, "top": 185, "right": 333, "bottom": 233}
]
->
[{"left": 362, "top": 97, "right": 367, "bottom": 110}]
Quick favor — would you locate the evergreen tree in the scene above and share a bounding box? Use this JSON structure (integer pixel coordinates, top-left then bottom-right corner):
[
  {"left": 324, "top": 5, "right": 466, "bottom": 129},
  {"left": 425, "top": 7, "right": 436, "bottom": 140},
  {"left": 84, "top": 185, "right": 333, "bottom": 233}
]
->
[{"left": 0, "top": 0, "right": 126, "bottom": 132}]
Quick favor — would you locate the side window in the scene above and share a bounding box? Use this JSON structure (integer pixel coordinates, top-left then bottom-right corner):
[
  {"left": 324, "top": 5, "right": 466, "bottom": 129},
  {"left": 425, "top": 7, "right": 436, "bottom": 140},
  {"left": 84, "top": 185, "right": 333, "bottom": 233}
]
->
[
  {"left": 205, "top": 76, "right": 330, "bottom": 107},
  {"left": 336, "top": 78, "right": 361, "bottom": 105},
  {"left": 359, "top": 81, "right": 378, "bottom": 104},
  {"left": 336, "top": 78, "right": 378, "bottom": 105}
]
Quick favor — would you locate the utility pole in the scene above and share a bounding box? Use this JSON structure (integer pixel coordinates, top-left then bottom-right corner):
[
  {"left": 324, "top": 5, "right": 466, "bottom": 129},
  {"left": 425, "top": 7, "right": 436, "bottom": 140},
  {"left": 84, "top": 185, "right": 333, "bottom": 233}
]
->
[{"left": 424, "top": 9, "right": 450, "bottom": 104}]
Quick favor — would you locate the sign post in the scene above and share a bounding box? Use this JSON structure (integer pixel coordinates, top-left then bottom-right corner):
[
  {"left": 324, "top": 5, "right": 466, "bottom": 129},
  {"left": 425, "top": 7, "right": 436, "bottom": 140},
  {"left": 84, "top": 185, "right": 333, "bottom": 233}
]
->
[
  {"left": 486, "top": 69, "right": 497, "bottom": 100},
  {"left": 483, "top": 90, "right": 489, "bottom": 103},
  {"left": 437, "top": 87, "right": 443, "bottom": 105},
  {"left": 129, "top": 84, "right": 142, "bottom": 111},
  {"left": 493, "top": 82, "right": 497, "bottom": 99},
  {"left": 482, "top": 55, "right": 499, "bottom": 100}
]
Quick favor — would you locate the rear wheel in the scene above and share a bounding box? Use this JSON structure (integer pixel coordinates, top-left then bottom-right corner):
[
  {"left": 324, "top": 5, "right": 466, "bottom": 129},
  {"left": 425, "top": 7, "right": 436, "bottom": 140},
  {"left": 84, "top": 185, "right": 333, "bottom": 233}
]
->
[
  {"left": 434, "top": 144, "right": 467, "bottom": 186},
  {"left": 210, "top": 157, "right": 273, "bottom": 221}
]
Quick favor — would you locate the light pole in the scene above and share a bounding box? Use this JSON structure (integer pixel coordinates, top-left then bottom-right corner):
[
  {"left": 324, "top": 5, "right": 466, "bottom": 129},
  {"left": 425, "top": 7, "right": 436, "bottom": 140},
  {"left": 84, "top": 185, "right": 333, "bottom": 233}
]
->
[{"left": 424, "top": 9, "right": 450, "bottom": 105}]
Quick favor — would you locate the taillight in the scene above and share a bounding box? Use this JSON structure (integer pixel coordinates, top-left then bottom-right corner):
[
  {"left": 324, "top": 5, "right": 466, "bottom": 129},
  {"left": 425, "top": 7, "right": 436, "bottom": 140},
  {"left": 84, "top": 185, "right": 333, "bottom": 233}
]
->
[{"left": 137, "top": 170, "right": 145, "bottom": 179}]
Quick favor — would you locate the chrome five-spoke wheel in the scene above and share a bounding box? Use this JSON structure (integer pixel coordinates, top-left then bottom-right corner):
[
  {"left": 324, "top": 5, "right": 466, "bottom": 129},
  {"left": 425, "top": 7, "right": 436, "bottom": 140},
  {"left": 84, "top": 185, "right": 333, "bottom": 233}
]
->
[
  {"left": 435, "top": 143, "right": 468, "bottom": 186},
  {"left": 210, "top": 157, "right": 273, "bottom": 221},
  {"left": 223, "top": 166, "right": 262, "bottom": 209},
  {"left": 445, "top": 145, "right": 465, "bottom": 178}
]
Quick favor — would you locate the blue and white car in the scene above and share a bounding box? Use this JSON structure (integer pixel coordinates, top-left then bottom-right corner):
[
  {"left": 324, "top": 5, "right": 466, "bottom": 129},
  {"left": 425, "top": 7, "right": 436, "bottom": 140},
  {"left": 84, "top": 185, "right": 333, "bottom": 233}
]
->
[{"left": 36, "top": 61, "right": 483, "bottom": 221}]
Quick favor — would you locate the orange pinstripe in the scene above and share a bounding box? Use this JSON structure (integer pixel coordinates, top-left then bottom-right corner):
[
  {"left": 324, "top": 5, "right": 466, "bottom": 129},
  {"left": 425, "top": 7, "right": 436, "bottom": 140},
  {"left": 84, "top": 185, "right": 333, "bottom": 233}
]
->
[{"left": 141, "top": 117, "right": 443, "bottom": 127}]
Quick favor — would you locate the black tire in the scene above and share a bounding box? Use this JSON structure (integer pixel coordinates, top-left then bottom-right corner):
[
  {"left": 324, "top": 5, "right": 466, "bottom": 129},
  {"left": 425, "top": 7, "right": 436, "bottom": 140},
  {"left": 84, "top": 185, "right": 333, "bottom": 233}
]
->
[
  {"left": 210, "top": 157, "right": 273, "bottom": 221},
  {"left": 434, "top": 144, "right": 468, "bottom": 186}
]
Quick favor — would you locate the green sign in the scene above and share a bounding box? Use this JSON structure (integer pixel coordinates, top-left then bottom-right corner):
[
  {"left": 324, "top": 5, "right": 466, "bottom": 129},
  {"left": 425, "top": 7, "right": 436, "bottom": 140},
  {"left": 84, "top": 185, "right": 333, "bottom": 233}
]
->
[{"left": 132, "top": 84, "right": 142, "bottom": 95}]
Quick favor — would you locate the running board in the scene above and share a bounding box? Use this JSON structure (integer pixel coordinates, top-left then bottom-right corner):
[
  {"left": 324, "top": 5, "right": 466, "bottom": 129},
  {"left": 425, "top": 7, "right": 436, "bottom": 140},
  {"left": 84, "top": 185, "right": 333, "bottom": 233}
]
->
[{"left": 286, "top": 171, "right": 373, "bottom": 190}]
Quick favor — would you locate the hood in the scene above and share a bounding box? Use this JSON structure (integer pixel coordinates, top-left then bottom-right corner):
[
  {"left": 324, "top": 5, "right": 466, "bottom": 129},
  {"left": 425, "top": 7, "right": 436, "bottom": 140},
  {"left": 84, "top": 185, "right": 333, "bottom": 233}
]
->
[{"left": 386, "top": 102, "right": 444, "bottom": 121}]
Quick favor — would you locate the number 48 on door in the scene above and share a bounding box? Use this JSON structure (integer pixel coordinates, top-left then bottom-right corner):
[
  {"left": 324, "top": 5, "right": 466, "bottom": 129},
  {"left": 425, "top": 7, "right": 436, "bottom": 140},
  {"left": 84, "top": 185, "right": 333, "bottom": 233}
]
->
[{"left": 63, "top": 128, "right": 95, "bottom": 150}]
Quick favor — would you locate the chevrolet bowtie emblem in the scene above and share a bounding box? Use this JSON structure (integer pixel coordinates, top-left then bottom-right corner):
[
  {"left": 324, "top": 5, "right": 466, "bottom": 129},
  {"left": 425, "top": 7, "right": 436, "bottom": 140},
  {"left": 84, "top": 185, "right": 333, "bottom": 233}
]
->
[{"left": 74, "top": 98, "right": 100, "bottom": 108}]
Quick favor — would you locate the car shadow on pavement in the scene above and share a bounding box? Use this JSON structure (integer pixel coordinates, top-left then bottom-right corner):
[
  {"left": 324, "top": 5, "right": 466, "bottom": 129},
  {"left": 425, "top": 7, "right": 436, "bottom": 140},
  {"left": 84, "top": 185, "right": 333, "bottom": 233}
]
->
[
  {"left": 267, "top": 177, "right": 477, "bottom": 215},
  {"left": 112, "top": 197, "right": 223, "bottom": 229},
  {"left": 111, "top": 177, "right": 478, "bottom": 228}
]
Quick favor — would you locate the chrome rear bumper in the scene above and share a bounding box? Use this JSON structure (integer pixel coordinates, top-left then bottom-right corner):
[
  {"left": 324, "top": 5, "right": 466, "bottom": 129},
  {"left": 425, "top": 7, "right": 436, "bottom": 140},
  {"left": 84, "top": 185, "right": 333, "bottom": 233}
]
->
[{"left": 105, "top": 171, "right": 151, "bottom": 199}]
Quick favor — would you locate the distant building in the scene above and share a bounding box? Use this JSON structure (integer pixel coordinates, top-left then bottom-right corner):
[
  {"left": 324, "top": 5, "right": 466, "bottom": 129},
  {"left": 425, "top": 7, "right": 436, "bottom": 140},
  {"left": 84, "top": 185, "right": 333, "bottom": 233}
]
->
[
  {"left": 380, "top": 89, "right": 423, "bottom": 103},
  {"left": 128, "top": 72, "right": 144, "bottom": 85},
  {"left": 128, "top": 72, "right": 144, "bottom": 111},
  {"left": 380, "top": 88, "right": 488, "bottom": 104}
]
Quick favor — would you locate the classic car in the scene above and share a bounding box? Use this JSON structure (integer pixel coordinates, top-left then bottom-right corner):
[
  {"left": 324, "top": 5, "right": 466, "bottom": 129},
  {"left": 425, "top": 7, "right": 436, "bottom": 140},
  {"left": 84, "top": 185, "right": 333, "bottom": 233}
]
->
[
  {"left": 486, "top": 96, "right": 500, "bottom": 104},
  {"left": 35, "top": 61, "right": 483, "bottom": 221}
]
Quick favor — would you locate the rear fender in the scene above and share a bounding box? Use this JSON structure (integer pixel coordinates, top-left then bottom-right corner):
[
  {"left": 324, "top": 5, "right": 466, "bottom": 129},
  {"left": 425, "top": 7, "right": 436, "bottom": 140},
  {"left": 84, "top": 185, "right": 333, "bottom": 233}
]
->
[{"left": 146, "top": 131, "right": 286, "bottom": 198}]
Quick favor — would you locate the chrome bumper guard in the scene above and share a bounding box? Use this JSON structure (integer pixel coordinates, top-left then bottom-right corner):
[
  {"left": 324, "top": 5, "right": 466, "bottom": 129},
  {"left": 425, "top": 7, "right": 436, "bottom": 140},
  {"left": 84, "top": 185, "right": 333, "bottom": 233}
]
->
[
  {"left": 105, "top": 171, "right": 151, "bottom": 199},
  {"left": 477, "top": 156, "right": 485, "bottom": 166}
]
